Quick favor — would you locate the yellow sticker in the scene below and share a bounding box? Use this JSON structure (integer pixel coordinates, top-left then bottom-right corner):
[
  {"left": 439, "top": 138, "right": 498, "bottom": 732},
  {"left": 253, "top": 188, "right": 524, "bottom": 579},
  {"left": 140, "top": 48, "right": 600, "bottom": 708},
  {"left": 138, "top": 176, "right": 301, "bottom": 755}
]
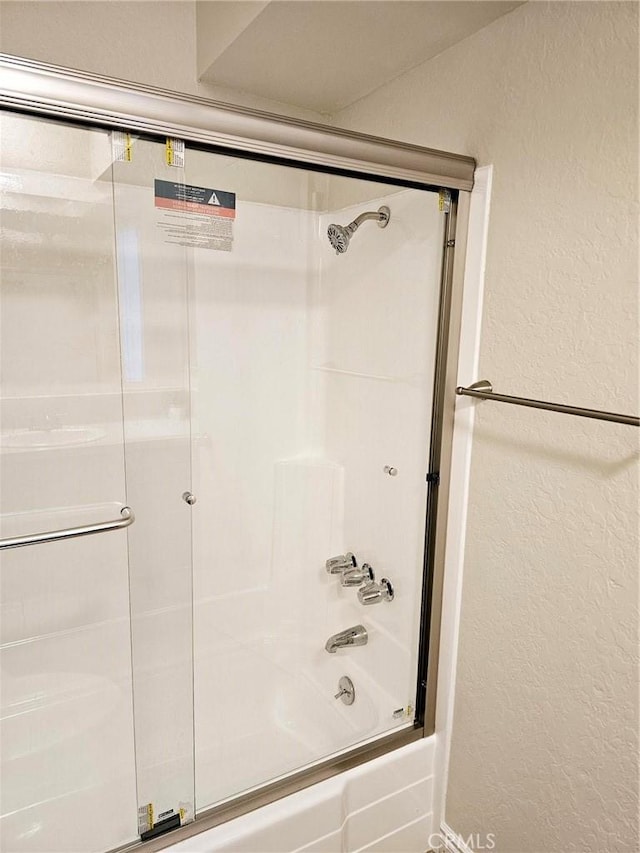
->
[{"left": 438, "top": 190, "right": 451, "bottom": 212}]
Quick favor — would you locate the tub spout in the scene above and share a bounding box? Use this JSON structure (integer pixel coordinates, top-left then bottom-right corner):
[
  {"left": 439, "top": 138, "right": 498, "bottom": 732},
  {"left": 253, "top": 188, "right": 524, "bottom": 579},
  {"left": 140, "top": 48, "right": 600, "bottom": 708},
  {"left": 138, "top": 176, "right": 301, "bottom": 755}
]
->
[{"left": 325, "top": 625, "right": 368, "bottom": 654}]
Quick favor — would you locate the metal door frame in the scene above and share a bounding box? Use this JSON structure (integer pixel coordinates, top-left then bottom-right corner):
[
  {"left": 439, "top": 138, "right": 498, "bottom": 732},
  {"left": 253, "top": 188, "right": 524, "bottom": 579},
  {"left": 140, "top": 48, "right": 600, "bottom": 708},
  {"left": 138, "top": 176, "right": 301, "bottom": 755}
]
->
[{"left": 0, "top": 53, "right": 473, "bottom": 852}]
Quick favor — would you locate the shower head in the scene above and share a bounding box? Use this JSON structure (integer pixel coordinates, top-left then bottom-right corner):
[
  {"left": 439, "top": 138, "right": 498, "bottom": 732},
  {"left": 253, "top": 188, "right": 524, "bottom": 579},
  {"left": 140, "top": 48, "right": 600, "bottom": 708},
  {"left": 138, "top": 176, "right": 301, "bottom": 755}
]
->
[
  {"left": 327, "top": 205, "right": 390, "bottom": 255},
  {"left": 327, "top": 223, "right": 351, "bottom": 255}
]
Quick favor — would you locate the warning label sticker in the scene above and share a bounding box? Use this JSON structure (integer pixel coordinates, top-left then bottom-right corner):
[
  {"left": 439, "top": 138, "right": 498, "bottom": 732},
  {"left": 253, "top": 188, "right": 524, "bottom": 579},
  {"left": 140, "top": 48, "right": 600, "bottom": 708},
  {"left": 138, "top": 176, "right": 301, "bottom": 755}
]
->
[{"left": 154, "top": 180, "right": 236, "bottom": 251}]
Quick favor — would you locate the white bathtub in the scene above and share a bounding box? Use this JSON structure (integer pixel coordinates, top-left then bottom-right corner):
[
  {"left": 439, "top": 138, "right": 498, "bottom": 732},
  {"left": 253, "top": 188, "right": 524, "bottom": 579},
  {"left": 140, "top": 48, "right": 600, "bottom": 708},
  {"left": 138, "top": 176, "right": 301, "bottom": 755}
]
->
[{"left": 170, "top": 736, "right": 436, "bottom": 853}]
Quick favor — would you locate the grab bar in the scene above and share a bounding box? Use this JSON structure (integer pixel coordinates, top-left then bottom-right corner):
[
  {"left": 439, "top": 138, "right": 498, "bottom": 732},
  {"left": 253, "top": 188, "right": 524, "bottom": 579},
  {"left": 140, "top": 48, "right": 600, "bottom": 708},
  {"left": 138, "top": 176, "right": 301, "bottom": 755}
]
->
[
  {"left": 456, "top": 380, "right": 640, "bottom": 427},
  {"left": 0, "top": 506, "right": 134, "bottom": 550}
]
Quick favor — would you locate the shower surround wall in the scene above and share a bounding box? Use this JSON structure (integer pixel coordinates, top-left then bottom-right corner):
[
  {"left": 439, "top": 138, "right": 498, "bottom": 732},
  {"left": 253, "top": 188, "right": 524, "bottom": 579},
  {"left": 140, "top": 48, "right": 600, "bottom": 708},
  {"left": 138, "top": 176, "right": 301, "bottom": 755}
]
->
[
  {"left": 189, "top": 188, "right": 327, "bottom": 808},
  {"left": 188, "top": 174, "right": 444, "bottom": 809}
]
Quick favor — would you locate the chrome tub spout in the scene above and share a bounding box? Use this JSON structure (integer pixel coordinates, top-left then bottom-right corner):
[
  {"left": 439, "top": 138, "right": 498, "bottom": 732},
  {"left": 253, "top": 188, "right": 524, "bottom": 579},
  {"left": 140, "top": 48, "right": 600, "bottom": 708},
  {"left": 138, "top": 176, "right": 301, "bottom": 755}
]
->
[{"left": 325, "top": 625, "right": 368, "bottom": 654}]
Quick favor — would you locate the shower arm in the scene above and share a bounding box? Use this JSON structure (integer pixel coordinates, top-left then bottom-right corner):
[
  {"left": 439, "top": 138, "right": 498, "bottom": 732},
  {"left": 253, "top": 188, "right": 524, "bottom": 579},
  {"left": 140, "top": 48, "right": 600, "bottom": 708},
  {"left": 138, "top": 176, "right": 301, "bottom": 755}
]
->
[
  {"left": 347, "top": 209, "right": 389, "bottom": 233},
  {"left": 352, "top": 211, "right": 384, "bottom": 226}
]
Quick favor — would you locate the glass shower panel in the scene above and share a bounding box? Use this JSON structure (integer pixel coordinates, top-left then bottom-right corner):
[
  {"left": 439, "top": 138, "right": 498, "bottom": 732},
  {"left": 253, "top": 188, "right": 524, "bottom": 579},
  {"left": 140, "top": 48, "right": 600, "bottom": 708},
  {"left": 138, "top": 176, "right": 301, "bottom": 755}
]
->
[
  {"left": 110, "top": 136, "right": 195, "bottom": 833},
  {"left": 0, "top": 113, "right": 138, "bottom": 851},
  {"left": 184, "top": 148, "right": 445, "bottom": 810}
]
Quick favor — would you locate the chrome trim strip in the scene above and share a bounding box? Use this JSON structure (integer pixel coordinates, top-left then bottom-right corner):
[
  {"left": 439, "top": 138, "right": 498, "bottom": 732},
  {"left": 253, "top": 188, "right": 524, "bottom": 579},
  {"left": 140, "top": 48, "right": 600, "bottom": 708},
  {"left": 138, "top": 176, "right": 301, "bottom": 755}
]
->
[
  {"left": 422, "top": 192, "right": 471, "bottom": 734},
  {"left": 456, "top": 381, "right": 640, "bottom": 427},
  {"left": 0, "top": 54, "right": 475, "bottom": 190},
  {"left": 0, "top": 506, "right": 134, "bottom": 550}
]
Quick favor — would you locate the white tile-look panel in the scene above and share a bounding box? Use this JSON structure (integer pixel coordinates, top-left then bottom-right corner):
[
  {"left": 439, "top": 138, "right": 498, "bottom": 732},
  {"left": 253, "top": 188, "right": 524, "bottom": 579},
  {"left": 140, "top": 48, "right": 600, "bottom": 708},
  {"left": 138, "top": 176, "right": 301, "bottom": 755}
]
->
[
  {"left": 342, "top": 735, "right": 435, "bottom": 815},
  {"left": 166, "top": 738, "right": 435, "bottom": 853},
  {"left": 355, "top": 815, "right": 433, "bottom": 853},
  {"left": 295, "top": 831, "right": 343, "bottom": 853},
  {"left": 343, "top": 777, "right": 432, "bottom": 851}
]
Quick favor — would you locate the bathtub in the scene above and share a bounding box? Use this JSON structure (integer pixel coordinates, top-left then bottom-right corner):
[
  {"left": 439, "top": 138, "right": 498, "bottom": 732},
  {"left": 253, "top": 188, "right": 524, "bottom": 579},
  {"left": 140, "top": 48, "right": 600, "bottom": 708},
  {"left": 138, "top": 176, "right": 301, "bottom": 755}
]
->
[{"left": 170, "top": 736, "right": 436, "bottom": 853}]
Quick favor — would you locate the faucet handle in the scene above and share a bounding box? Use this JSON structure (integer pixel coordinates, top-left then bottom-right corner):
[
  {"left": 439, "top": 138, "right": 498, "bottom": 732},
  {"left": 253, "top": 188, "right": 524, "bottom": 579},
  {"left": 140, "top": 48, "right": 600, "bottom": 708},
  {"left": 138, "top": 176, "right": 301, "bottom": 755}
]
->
[
  {"left": 326, "top": 552, "right": 357, "bottom": 574},
  {"left": 341, "top": 563, "right": 375, "bottom": 587},
  {"left": 334, "top": 676, "right": 355, "bottom": 705},
  {"left": 357, "top": 577, "right": 394, "bottom": 605}
]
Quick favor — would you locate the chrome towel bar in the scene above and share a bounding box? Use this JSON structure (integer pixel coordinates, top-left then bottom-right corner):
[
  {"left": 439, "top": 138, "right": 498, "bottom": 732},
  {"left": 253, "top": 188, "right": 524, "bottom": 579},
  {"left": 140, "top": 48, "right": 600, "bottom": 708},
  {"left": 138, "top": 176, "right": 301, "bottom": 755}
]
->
[
  {"left": 0, "top": 506, "right": 135, "bottom": 550},
  {"left": 456, "top": 380, "right": 640, "bottom": 427}
]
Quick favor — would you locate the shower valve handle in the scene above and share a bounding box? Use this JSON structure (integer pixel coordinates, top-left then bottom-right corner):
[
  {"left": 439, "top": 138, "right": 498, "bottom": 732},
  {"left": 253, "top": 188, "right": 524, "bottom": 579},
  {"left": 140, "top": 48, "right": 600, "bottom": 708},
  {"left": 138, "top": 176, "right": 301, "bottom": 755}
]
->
[
  {"left": 326, "top": 552, "right": 357, "bottom": 574},
  {"left": 341, "top": 563, "right": 375, "bottom": 587},
  {"left": 357, "top": 578, "right": 394, "bottom": 605},
  {"left": 334, "top": 676, "right": 355, "bottom": 705}
]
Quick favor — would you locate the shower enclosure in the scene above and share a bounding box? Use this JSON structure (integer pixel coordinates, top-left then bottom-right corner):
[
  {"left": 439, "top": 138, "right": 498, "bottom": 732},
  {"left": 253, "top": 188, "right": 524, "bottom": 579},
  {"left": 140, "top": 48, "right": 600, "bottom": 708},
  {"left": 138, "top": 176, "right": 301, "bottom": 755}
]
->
[{"left": 0, "top": 56, "right": 474, "bottom": 852}]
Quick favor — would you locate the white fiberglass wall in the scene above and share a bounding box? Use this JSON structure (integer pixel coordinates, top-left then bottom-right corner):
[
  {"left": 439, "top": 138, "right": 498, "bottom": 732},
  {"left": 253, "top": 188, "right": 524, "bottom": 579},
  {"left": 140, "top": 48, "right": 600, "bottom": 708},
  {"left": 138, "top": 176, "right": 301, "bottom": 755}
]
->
[
  {"left": 188, "top": 157, "right": 444, "bottom": 809},
  {"left": 320, "top": 189, "right": 443, "bottom": 732}
]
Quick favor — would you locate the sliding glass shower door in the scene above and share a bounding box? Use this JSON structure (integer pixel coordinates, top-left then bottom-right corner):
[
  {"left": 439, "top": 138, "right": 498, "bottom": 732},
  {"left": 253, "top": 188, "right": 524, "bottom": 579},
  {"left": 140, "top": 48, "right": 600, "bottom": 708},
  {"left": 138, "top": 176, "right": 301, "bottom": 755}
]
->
[
  {"left": 110, "top": 136, "right": 196, "bottom": 839},
  {"left": 0, "top": 113, "right": 196, "bottom": 851},
  {"left": 1, "top": 109, "right": 445, "bottom": 851},
  {"left": 183, "top": 148, "right": 445, "bottom": 810},
  {"left": 0, "top": 114, "right": 142, "bottom": 852}
]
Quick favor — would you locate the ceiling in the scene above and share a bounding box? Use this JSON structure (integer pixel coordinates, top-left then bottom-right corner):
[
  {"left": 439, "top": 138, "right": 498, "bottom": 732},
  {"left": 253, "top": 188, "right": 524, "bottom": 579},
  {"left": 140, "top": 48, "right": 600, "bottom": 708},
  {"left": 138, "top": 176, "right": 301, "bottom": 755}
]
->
[{"left": 196, "top": 1, "right": 524, "bottom": 115}]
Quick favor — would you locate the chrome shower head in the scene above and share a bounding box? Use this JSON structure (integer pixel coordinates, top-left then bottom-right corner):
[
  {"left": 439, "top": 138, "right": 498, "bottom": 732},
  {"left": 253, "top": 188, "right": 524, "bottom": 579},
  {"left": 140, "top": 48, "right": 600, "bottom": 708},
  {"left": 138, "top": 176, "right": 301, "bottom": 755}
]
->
[
  {"left": 326, "top": 205, "right": 390, "bottom": 255},
  {"left": 327, "top": 223, "right": 352, "bottom": 254}
]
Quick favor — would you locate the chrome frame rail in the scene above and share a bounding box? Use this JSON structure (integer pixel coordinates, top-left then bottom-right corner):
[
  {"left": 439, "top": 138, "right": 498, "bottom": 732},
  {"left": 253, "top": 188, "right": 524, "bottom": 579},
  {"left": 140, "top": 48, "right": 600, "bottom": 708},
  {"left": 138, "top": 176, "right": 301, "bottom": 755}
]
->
[
  {"left": 0, "top": 54, "right": 475, "bottom": 190},
  {"left": 0, "top": 506, "right": 135, "bottom": 550},
  {"left": 456, "top": 380, "right": 640, "bottom": 427},
  {"left": 419, "top": 190, "right": 470, "bottom": 736}
]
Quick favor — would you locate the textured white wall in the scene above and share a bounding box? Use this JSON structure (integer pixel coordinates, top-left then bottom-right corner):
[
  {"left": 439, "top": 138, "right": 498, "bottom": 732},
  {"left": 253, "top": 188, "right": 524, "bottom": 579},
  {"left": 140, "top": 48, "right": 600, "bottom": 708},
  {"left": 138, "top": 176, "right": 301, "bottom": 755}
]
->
[
  {"left": 332, "top": 3, "right": 639, "bottom": 852},
  {"left": 0, "top": 0, "right": 323, "bottom": 121}
]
